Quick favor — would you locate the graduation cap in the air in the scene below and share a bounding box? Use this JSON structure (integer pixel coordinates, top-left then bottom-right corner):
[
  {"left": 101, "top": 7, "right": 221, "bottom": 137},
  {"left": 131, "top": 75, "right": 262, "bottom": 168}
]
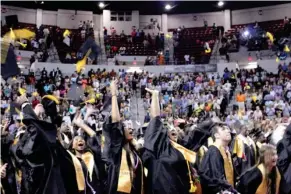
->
[
  {"left": 76, "top": 36, "right": 100, "bottom": 73},
  {"left": 1, "top": 43, "right": 20, "bottom": 79},
  {"left": 67, "top": 83, "right": 84, "bottom": 101}
]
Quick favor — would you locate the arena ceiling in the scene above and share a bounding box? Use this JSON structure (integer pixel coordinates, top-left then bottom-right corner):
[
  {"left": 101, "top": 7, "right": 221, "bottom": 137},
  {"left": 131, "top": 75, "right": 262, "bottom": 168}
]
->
[{"left": 1, "top": 1, "right": 291, "bottom": 15}]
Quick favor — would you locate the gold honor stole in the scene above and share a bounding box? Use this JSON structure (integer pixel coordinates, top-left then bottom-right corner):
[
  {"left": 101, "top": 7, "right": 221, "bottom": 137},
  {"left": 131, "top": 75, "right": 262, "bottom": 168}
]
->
[
  {"left": 256, "top": 164, "right": 281, "bottom": 194},
  {"left": 233, "top": 136, "right": 244, "bottom": 158},
  {"left": 207, "top": 137, "right": 214, "bottom": 147},
  {"left": 67, "top": 151, "right": 95, "bottom": 191},
  {"left": 117, "top": 149, "right": 144, "bottom": 194},
  {"left": 213, "top": 143, "right": 234, "bottom": 186},
  {"left": 170, "top": 140, "right": 197, "bottom": 193}
]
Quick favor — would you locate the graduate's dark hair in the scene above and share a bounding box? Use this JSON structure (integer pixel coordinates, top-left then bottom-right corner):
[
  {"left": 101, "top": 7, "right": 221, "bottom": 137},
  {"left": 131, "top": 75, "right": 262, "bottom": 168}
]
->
[
  {"left": 211, "top": 124, "right": 221, "bottom": 141},
  {"left": 122, "top": 124, "right": 138, "bottom": 186},
  {"left": 258, "top": 144, "right": 277, "bottom": 194}
]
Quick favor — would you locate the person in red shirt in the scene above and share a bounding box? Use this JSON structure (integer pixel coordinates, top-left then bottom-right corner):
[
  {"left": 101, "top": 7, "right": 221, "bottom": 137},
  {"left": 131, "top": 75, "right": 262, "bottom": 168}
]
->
[
  {"left": 131, "top": 29, "right": 136, "bottom": 43},
  {"left": 32, "top": 97, "right": 40, "bottom": 108}
]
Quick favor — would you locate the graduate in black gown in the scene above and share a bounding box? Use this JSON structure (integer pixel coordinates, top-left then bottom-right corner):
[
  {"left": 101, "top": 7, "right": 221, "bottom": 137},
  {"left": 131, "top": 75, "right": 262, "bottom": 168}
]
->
[
  {"left": 12, "top": 94, "right": 68, "bottom": 194},
  {"left": 66, "top": 108, "right": 106, "bottom": 194},
  {"left": 233, "top": 125, "right": 257, "bottom": 176},
  {"left": 102, "top": 80, "right": 145, "bottom": 194},
  {"left": 237, "top": 144, "right": 281, "bottom": 194},
  {"left": 199, "top": 124, "right": 239, "bottom": 194},
  {"left": 276, "top": 124, "right": 291, "bottom": 194},
  {"left": 1, "top": 119, "right": 18, "bottom": 194},
  {"left": 142, "top": 88, "right": 201, "bottom": 194}
]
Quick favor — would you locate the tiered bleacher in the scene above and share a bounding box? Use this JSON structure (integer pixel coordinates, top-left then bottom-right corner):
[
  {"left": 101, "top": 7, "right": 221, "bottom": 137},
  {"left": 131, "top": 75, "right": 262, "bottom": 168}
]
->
[
  {"left": 104, "top": 35, "right": 159, "bottom": 58},
  {"left": 169, "top": 27, "right": 217, "bottom": 64},
  {"left": 225, "top": 19, "right": 290, "bottom": 51},
  {"left": 1, "top": 22, "right": 96, "bottom": 63}
]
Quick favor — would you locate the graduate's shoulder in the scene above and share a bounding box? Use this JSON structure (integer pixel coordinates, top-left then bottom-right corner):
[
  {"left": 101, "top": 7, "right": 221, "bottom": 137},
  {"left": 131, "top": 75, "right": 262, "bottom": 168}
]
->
[
  {"left": 239, "top": 166, "right": 262, "bottom": 182},
  {"left": 207, "top": 145, "right": 221, "bottom": 154}
]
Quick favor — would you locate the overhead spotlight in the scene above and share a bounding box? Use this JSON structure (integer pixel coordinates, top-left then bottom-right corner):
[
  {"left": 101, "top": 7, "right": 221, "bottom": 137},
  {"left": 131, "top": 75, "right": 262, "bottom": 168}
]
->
[
  {"left": 243, "top": 30, "right": 249, "bottom": 37},
  {"left": 218, "top": 1, "right": 224, "bottom": 7},
  {"left": 41, "top": 1, "right": 44, "bottom": 4},
  {"left": 99, "top": 2, "right": 105, "bottom": 8},
  {"left": 165, "top": 4, "right": 172, "bottom": 10}
]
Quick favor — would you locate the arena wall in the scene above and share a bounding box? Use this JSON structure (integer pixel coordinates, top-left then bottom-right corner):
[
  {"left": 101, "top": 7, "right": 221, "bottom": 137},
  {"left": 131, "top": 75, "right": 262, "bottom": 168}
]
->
[
  {"left": 167, "top": 11, "right": 225, "bottom": 29},
  {"left": 32, "top": 57, "right": 291, "bottom": 76},
  {"left": 1, "top": 5, "right": 36, "bottom": 25},
  {"left": 102, "top": 10, "right": 140, "bottom": 35},
  {"left": 231, "top": 3, "right": 291, "bottom": 25},
  {"left": 2, "top": 3, "right": 291, "bottom": 31}
]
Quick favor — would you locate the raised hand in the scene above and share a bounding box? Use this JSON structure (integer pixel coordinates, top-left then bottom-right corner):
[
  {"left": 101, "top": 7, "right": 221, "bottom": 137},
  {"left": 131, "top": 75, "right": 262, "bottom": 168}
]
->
[
  {"left": 145, "top": 88, "right": 159, "bottom": 97},
  {"left": 16, "top": 94, "right": 28, "bottom": 105},
  {"left": 110, "top": 79, "right": 118, "bottom": 96},
  {"left": 84, "top": 104, "right": 98, "bottom": 120},
  {"left": 0, "top": 163, "right": 8, "bottom": 178}
]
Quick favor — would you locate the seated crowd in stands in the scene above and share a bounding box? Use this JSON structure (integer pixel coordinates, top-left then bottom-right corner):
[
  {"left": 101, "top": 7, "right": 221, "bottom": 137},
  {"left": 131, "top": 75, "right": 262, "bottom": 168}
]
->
[
  {"left": 1, "top": 60, "right": 291, "bottom": 194},
  {"left": 104, "top": 27, "right": 164, "bottom": 58},
  {"left": 1, "top": 21, "right": 97, "bottom": 64},
  {"left": 219, "top": 17, "right": 291, "bottom": 62}
]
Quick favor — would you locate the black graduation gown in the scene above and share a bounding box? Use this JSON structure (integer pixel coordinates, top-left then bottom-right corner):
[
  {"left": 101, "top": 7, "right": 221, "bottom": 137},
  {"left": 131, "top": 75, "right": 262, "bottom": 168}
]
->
[
  {"left": 276, "top": 132, "right": 291, "bottom": 194},
  {"left": 102, "top": 119, "right": 143, "bottom": 194},
  {"left": 13, "top": 104, "right": 67, "bottom": 194},
  {"left": 198, "top": 145, "right": 236, "bottom": 194},
  {"left": 180, "top": 118, "right": 214, "bottom": 152},
  {"left": 82, "top": 135, "right": 106, "bottom": 194},
  {"left": 55, "top": 142, "right": 80, "bottom": 194},
  {"left": 142, "top": 117, "right": 192, "bottom": 194},
  {"left": 232, "top": 135, "right": 257, "bottom": 177},
  {"left": 1, "top": 134, "right": 18, "bottom": 194},
  {"left": 237, "top": 165, "right": 281, "bottom": 194}
]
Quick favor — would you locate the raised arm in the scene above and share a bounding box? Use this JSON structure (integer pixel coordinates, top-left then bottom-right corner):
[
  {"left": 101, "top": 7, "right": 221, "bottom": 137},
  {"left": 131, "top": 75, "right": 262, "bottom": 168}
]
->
[
  {"left": 111, "top": 80, "right": 121, "bottom": 123},
  {"left": 145, "top": 88, "right": 160, "bottom": 118},
  {"left": 143, "top": 88, "right": 168, "bottom": 156},
  {"left": 73, "top": 111, "right": 96, "bottom": 137}
]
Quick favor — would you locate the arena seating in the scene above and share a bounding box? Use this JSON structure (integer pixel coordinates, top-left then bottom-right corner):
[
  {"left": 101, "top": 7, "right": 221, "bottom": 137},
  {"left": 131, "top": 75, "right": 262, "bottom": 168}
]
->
[
  {"left": 170, "top": 27, "right": 217, "bottom": 64},
  {"left": 105, "top": 35, "right": 157, "bottom": 57},
  {"left": 225, "top": 19, "right": 290, "bottom": 51},
  {"left": 1, "top": 22, "right": 95, "bottom": 63}
]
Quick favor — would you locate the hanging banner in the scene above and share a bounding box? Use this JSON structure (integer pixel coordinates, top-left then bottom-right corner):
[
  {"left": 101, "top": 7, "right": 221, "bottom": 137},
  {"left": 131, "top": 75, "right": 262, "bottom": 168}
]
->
[{"left": 164, "top": 64, "right": 217, "bottom": 73}]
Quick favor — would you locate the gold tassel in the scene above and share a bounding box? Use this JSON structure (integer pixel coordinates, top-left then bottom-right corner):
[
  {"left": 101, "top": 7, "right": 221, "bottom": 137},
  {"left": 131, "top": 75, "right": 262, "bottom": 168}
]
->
[
  {"left": 284, "top": 45, "right": 290, "bottom": 52},
  {"left": 189, "top": 180, "right": 197, "bottom": 193}
]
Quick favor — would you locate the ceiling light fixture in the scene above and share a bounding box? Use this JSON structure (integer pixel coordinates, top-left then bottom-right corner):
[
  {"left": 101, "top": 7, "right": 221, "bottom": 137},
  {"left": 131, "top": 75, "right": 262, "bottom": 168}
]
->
[
  {"left": 165, "top": 4, "right": 172, "bottom": 10},
  {"left": 218, "top": 1, "right": 224, "bottom": 7},
  {"left": 99, "top": 2, "right": 105, "bottom": 8},
  {"left": 41, "top": 1, "right": 44, "bottom": 4}
]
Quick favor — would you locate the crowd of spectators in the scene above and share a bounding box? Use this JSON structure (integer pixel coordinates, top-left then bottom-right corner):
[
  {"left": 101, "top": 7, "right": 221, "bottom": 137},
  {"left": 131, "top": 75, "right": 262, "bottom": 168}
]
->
[
  {"left": 2, "top": 21, "right": 98, "bottom": 65},
  {"left": 220, "top": 17, "right": 291, "bottom": 61},
  {"left": 1, "top": 60, "right": 291, "bottom": 194},
  {"left": 104, "top": 27, "right": 164, "bottom": 58}
]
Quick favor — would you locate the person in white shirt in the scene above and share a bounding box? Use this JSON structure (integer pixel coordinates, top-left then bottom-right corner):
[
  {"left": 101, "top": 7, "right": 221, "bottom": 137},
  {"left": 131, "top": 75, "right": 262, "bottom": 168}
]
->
[
  {"left": 63, "top": 35, "right": 70, "bottom": 47},
  {"left": 213, "top": 96, "right": 222, "bottom": 116},
  {"left": 184, "top": 54, "right": 190, "bottom": 64},
  {"left": 79, "top": 21, "right": 83, "bottom": 30},
  {"left": 90, "top": 21, "right": 94, "bottom": 30},
  {"left": 119, "top": 46, "right": 126, "bottom": 55},
  {"left": 81, "top": 29, "right": 86, "bottom": 40},
  {"left": 223, "top": 80, "right": 232, "bottom": 93},
  {"left": 253, "top": 106, "right": 263, "bottom": 121}
]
